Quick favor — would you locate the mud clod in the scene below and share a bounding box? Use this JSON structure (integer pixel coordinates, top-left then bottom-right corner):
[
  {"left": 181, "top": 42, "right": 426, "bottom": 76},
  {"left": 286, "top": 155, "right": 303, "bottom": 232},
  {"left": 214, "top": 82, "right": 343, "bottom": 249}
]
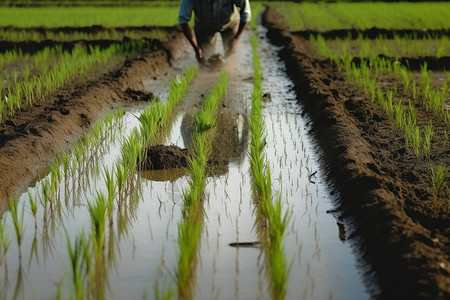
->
[
  {"left": 125, "top": 88, "right": 157, "bottom": 102},
  {"left": 141, "top": 144, "right": 189, "bottom": 170}
]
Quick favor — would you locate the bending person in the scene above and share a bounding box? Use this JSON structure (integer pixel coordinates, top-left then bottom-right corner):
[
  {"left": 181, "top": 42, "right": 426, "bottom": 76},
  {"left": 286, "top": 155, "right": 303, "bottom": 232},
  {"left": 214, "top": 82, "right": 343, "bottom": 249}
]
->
[{"left": 178, "top": 0, "right": 251, "bottom": 62}]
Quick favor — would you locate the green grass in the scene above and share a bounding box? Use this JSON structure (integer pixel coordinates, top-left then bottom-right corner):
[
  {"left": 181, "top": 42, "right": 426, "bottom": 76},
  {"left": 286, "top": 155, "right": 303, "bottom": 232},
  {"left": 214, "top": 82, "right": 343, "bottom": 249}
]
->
[
  {"left": 275, "top": 2, "right": 450, "bottom": 31},
  {"left": 0, "top": 6, "right": 180, "bottom": 27}
]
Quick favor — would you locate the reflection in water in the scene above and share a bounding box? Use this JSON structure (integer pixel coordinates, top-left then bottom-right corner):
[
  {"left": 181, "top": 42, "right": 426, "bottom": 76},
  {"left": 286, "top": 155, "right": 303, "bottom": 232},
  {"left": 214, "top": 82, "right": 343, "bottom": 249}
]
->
[
  {"left": 0, "top": 28, "right": 370, "bottom": 300},
  {"left": 180, "top": 109, "right": 249, "bottom": 168}
]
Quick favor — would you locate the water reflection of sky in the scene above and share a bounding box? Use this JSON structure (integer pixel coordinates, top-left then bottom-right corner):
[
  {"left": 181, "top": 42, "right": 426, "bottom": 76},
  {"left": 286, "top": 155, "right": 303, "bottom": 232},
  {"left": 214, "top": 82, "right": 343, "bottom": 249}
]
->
[{"left": 1, "top": 28, "right": 370, "bottom": 300}]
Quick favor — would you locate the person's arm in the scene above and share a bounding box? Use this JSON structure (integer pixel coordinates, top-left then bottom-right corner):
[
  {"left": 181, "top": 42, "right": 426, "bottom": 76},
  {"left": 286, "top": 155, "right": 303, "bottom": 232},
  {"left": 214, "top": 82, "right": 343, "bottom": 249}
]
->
[
  {"left": 225, "top": 0, "right": 251, "bottom": 57},
  {"left": 225, "top": 21, "right": 248, "bottom": 57},
  {"left": 180, "top": 23, "right": 203, "bottom": 62},
  {"left": 179, "top": 0, "right": 203, "bottom": 62}
]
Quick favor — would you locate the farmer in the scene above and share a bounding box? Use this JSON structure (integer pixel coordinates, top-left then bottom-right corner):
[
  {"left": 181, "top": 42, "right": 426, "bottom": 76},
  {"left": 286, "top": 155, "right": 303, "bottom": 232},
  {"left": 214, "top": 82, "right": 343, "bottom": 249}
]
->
[{"left": 178, "top": 0, "right": 251, "bottom": 62}]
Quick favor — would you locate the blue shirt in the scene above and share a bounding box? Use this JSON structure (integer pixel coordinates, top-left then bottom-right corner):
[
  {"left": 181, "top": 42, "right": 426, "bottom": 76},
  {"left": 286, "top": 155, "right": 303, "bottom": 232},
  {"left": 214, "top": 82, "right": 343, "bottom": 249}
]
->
[{"left": 179, "top": 0, "right": 251, "bottom": 28}]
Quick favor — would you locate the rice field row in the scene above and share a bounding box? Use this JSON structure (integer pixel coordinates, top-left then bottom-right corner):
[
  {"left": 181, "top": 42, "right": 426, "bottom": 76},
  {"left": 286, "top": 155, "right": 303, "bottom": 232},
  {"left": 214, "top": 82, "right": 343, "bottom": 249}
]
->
[
  {"left": 172, "top": 72, "right": 227, "bottom": 299},
  {"left": 310, "top": 34, "right": 450, "bottom": 59},
  {"left": 249, "top": 35, "right": 289, "bottom": 299},
  {"left": 0, "top": 40, "right": 157, "bottom": 123},
  {"left": 275, "top": 2, "right": 450, "bottom": 31},
  {"left": 311, "top": 37, "right": 449, "bottom": 207},
  {"left": 0, "top": 6, "right": 180, "bottom": 28},
  {"left": 0, "top": 65, "right": 198, "bottom": 298},
  {"left": 0, "top": 27, "right": 166, "bottom": 42}
]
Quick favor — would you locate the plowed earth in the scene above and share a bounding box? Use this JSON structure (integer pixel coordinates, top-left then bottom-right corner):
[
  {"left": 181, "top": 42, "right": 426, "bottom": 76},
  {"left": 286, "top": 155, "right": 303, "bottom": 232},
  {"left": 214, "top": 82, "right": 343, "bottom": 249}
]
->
[
  {"left": 0, "top": 13, "right": 449, "bottom": 299},
  {"left": 0, "top": 27, "right": 185, "bottom": 214},
  {"left": 263, "top": 7, "right": 449, "bottom": 300}
]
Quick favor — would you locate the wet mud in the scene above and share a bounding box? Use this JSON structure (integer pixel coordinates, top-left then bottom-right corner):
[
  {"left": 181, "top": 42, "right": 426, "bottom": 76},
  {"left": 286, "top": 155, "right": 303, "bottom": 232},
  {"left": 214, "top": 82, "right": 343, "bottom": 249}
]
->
[
  {"left": 263, "top": 6, "right": 450, "bottom": 299},
  {"left": 0, "top": 25, "right": 180, "bottom": 54},
  {"left": 0, "top": 27, "right": 187, "bottom": 213},
  {"left": 140, "top": 144, "right": 189, "bottom": 170}
]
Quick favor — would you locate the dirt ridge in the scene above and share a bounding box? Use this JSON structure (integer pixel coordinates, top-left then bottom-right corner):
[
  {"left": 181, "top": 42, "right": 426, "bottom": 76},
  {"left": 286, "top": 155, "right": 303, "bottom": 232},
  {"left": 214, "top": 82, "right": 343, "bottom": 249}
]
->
[
  {"left": 263, "top": 7, "right": 450, "bottom": 300},
  {"left": 292, "top": 28, "right": 450, "bottom": 40}
]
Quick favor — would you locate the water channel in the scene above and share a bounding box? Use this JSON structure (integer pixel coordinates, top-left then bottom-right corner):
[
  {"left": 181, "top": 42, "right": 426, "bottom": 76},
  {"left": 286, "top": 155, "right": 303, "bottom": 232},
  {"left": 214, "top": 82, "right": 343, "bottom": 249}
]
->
[{"left": 0, "top": 24, "right": 371, "bottom": 299}]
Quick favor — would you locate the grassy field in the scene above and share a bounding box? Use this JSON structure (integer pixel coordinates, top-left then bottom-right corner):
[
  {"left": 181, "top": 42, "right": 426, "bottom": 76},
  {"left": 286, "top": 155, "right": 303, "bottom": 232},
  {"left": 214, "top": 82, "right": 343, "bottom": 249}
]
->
[
  {"left": 276, "top": 2, "right": 450, "bottom": 31},
  {"left": 0, "top": 6, "right": 180, "bottom": 27}
]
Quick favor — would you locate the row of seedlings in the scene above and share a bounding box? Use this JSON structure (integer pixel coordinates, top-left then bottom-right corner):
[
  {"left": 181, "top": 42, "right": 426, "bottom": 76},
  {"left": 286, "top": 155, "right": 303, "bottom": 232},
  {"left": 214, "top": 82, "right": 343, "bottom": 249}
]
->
[
  {"left": 0, "top": 66, "right": 198, "bottom": 299},
  {"left": 173, "top": 72, "right": 228, "bottom": 300},
  {"left": 0, "top": 40, "right": 157, "bottom": 122},
  {"left": 312, "top": 36, "right": 449, "bottom": 205},
  {"left": 0, "top": 107, "right": 124, "bottom": 300},
  {"left": 64, "top": 65, "right": 199, "bottom": 299},
  {"left": 249, "top": 35, "right": 291, "bottom": 299}
]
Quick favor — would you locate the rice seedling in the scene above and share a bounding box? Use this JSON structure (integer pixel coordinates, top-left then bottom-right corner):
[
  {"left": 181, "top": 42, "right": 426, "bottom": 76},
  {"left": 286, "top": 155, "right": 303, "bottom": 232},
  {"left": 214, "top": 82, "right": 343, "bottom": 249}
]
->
[
  {"left": 0, "top": 40, "right": 157, "bottom": 122},
  {"left": 66, "top": 232, "right": 87, "bottom": 300},
  {"left": 276, "top": 2, "right": 450, "bottom": 31},
  {"left": 423, "top": 121, "right": 433, "bottom": 157},
  {"left": 173, "top": 72, "right": 227, "bottom": 299},
  {"left": 430, "top": 164, "right": 448, "bottom": 195},
  {"left": 249, "top": 35, "right": 290, "bottom": 299},
  {"left": 103, "top": 167, "right": 115, "bottom": 224},
  {"left": 0, "top": 217, "right": 11, "bottom": 265},
  {"left": 87, "top": 192, "right": 107, "bottom": 263},
  {"left": 9, "top": 198, "right": 25, "bottom": 259},
  {"left": 27, "top": 191, "right": 38, "bottom": 230}
]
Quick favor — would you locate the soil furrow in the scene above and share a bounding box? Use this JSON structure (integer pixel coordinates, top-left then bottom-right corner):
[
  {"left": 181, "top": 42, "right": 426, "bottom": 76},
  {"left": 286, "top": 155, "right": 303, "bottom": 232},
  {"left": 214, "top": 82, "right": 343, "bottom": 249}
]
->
[
  {"left": 292, "top": 28, "right": 450, "bottom": 40},
  {"left": 0, "top": 28, "right": 187, "bottom": 215},
  {"left": 263, "top": 6, "right": 450, "bottom": 300}
]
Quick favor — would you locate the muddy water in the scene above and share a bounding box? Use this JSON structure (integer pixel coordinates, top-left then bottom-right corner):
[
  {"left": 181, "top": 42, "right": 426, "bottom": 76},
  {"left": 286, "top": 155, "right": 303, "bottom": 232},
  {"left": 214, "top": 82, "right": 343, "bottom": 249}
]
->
[{"left": 0, "top": 28, "right": 371, "bottom": 299}]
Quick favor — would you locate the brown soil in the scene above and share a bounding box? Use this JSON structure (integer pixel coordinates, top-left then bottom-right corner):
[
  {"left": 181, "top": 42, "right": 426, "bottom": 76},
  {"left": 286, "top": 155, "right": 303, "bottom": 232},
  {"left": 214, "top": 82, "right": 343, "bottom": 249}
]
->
[
  {"left": 263, "top": 7, "right": 449, "bottom": 300},
  {"left": 0, "top": 27, "right": 186, "bottom": 215},
  {"left": 140, "top": 144, "right": 189, "bottom": 170}
]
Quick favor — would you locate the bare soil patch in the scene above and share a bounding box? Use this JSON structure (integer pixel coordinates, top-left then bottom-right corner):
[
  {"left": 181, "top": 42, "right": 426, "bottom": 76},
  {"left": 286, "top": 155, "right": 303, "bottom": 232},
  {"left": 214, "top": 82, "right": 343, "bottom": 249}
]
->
[
  {"left": 263, "top": 7, "right": 449, "bottom": 300},
  {"left": 0, "top": 27, "right": 186, "bottom": 214}
]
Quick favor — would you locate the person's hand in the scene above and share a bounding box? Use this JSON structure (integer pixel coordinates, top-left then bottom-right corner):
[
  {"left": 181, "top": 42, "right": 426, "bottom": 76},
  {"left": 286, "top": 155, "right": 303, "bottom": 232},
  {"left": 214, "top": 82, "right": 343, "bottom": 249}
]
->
[
  {"left": 194, "top": 46, "right": 204, "bottom": 63},
  {"left": 225, "top": 37, "right": 238, "bottom": 58}
]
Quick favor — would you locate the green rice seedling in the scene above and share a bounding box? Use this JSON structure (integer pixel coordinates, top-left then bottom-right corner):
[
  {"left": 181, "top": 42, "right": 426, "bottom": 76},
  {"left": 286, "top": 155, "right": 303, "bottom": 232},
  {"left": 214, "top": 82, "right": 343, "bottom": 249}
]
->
[
  {"left": 155, "top": 283, "right": 175, "bottom": 300},
  {"left": 249, "top": 34, "right": 290, "bottom": 299},
  {"left": 114, "top": 161, "right": 126, "bottom": 196},
  {"left": 393, "top": 102, "right": 406, "bottom": 129},
  {"left": 27, "top": 191, "right": 38, "bottom": 230},
  {"left": 40, "top": 177, "right": 52, "bottom": 211},
  {"left": 103, "top": 167, "right": 115, "bottom": 224},
  {"left": 400, "top": 67, "right": 413, "bottom": 92},
  {"left": 423, "top": 121, "right": 433, "bottom": 157},
  {"left": 408, "top": 100, "right": 417, "bottom": 122},
  {"left": 174, "top": 71, "right": 227, "bottom": 298},
  {"left": 87, "top": 192, "right": 107, "bottom": 263},
  {"left": 9, "top": 198, "right": 25, "bottom": 259},
  {"left": 411, "top": 125, "right": 421, "bottom": 156},
  {"left": 0, "top": 217, "right": 11, "bottom": 265},
  {"left": 430, "top": 164, "right": 448, "bottom": 195},
  {"left": 66, "top": 232, "right": 87, "bottom": 300},
  {"left": 412, "top": 80, "right": 418, "bottom": 100},
  {"left": 383, "top": 90, "right": 394, "bottom": 115}
]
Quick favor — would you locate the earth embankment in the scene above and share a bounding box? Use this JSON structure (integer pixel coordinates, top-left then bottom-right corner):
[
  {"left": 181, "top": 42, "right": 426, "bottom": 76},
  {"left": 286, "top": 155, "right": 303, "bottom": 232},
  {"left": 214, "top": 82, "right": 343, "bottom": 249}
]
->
[{"left": 263, "top": 6, "right": 450, "bottom": 300}]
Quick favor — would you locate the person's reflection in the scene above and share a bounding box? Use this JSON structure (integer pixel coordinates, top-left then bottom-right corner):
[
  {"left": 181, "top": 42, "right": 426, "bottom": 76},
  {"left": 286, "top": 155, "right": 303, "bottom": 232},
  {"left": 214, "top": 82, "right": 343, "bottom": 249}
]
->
[{"left": 181, "top": 109, "right": 249, "bottom": 176}]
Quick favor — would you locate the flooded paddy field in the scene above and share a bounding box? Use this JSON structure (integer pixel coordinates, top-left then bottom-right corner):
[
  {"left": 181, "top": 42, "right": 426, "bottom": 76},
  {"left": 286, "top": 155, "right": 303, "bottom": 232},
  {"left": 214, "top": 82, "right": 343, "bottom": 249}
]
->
[
  {"left": 0, "top": 23, "right": 370, "bottom": 300},
  {"left": 0, "top": 2, "right": 449, "bottom": 299}
]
